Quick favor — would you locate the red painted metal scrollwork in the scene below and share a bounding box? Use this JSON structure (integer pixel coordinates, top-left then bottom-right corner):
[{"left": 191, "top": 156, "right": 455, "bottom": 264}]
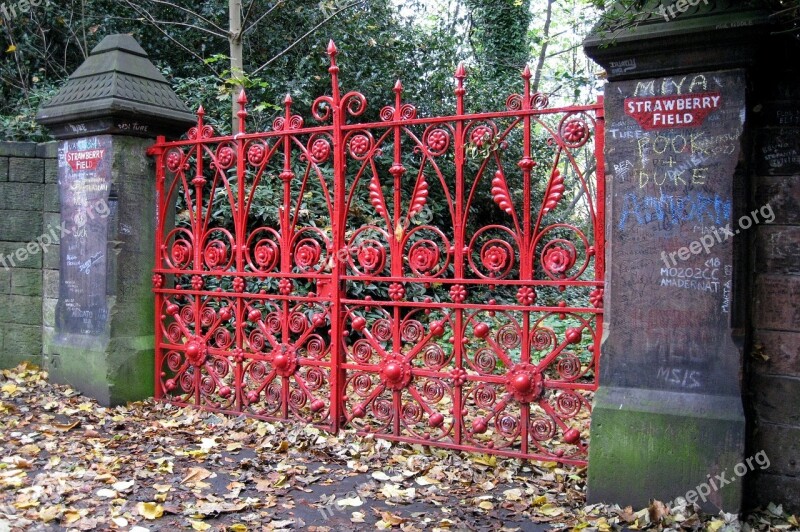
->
[{"left": 150, "top": 41, "right": 605, "bottom": 465}]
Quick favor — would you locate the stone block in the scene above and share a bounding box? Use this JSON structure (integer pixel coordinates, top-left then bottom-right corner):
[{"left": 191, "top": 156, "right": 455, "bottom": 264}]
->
[
  {"left": 754, "top": 274, "right": 800, "bottom": 332},
  {"left": 755, "top": 225, "right": 800, "bottom": 275},
  {"left": 10, "top": 269, "right": 42, "bottom": 296},
  {"left": 751, "top": 421, "right": 800, "bottom": 478},
  {"left": 9, "top": 157, "right": 44, "bottom": 183},
  {"left": 587, "top": 387, "right": 745, "bottom": 513},
  {"left": 0, "top": 182, "right": 43, "bottom": 211},
  {"left": 0, "top": 142, "right": 36, "bottom": 157},
  {"left": 755, "top": 175, "right": 800, "bottom": 225},
  {"left": 0, "top": 242, "right": 41, "bottom": 269},
  {"left": 44, "top": 183, "right": 60, "bottom": 212},
  {"left": 752, "top": 329, "right": 800, "bottom": 377},
  {"left": 44, "top": 158, "right": 58, "bottom": 184},
  {"left": 1, "top": 324, "right": 43, "bottom": 361},
  {"left": 750, "top": 373, "right": 800, "bottom": 426},
  {"left": 0, "top": 210, "right": 43, "bottom": 242},
  {"left": 42, "top": 297, "right": 57, "bottom": 328},
  {"left": 0, "top": 268, "right": 9, "bottom": 294},
  {"left": 0, "top": 295, "right": 42, "bottom": 326},
  {"left": 36, "top": 141, "right": 58, "bottom": 158},
  {"left": 748, "top": 473, "right": 800, "bottom": 513},
  {"left": 43, "top": 269, "right": 59, "bottom": 299},
  {"left": 0, "top": 157, "right": 8, "bottom": 182},
  {"left": 43, "top": 244, "right": 60, "bottom": 269}
]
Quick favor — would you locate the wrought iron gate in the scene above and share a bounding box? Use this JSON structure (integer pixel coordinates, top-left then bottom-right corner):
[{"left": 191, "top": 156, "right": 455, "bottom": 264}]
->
[{"left": 149, "top": 42, "right": 604, "bottom": 465}]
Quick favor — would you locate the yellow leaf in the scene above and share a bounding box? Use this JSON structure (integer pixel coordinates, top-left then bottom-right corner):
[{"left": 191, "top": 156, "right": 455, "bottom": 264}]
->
[
  {"left": 531, "top": 495, "right": 548, "bottom": 506},
  {"left": 538, "top": 503, "right": 564, "bottom": 517},
  {"left": 788, "top": 515, "right": 799, "bottom": 527},
  {"left": 5, "top": 44, "right": 16, "bottom": 53},
  {"left": 38, "top": 505, "right": 62, "bottom": 523},
  {"left": 77, "top": 402, "right": 94, "bottom": 412},
  {"left": 707, "top": 519, "right": 725, "bottom": 532},
  {"left": 478, "top": 500, "right": 494, "bottom": 510},
  {"left": 14, "top": 500, "right": 40, "bottom": 509},
  {"left": 471, "top": 454, "right": 496, "bottom": 467},
  {"left": 1, "top": 383, "right": 18, "bottom": 395},
  {"left": 137, "top": 501, "right": 165, "bottom": 520},
  {"left": 190, "top": 521, "right": 211, "bottom": 531},
  {"left": 62, "top": 510, "right": 82, "bottom": 524},
  {"left": 229, "top": 525, "right": 248, "bottom": 532},
  {"left": 394, "top": 222, "right": 404, "bottom": 242}
]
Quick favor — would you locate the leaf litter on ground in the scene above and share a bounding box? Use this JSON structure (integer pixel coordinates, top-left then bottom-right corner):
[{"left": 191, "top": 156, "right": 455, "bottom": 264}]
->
[{"left": 0, "top": 363, "right": 796, "bottom": 531}]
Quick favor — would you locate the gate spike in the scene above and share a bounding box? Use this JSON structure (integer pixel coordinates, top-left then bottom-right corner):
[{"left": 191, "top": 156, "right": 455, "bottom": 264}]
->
[
  {"left": 327, "top": 39, "right": 338, "bottom": 59},
  {"left": 455, "top": 62, "right": 467, "bottom": 81},
  {"left": 393, "top": 79, "right": 403, "bottom": 93},
  {"left": 522, "top": 65, "right": 532, "bottom": 80}
]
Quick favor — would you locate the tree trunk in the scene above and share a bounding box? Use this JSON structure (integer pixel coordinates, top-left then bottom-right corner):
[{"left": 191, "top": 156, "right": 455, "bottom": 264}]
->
[
  {"left": 532, "top": 0, "right": 554, "bottom": 94},
  {"left": 229, "top": 0, "right": 244, "bottom": 133}
]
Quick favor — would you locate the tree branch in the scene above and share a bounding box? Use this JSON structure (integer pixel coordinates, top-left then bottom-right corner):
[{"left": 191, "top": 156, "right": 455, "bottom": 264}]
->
[
  {"left": 243, "top": 0, "right": 284, "bottom": 33},
  {"left": 251, "top": 0, "right": 365, "bottom": 75}
]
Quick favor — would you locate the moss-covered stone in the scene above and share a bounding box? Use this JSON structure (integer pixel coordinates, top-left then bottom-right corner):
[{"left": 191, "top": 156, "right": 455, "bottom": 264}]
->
[{"left": 587, "top": 386, "right": 745, "bottom": 513}]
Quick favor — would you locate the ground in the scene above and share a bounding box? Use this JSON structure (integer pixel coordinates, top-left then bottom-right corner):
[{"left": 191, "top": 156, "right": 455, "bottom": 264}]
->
[{"left": 0, "top": 364, "right": 796, "bottom": 531}]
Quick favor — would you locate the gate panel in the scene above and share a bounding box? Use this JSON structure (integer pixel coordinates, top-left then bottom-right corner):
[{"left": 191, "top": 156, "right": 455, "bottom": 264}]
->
[{"left": 150, "top": 42, "right": 604, "bottom": 464}]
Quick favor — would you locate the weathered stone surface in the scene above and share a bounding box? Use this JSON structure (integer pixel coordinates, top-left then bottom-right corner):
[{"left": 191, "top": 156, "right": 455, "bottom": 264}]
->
[
  {"left": 751, "top": 421, "right": 800, "bottom": 478},
  {"left": 0, "top": 210, "right": 43, "bottom": 243},
  {"left": 8, "top": 157, "right": 44, "bottom": 183},
  {"left": 0, "top": 268, "right": 10, "bottom": 294},
  {"left": 44, "top": 158, "right": 58, "bottom": 184},
  {"left": 749, "top": 373, "right": 800, "bottom": 426},
  {"left": 0, "top": 157, "right": 8, "bottom": 182},
  {"left": 0, "top": 242, "right": 41, "bottom": 269},
  {"left": 36, "top": 142, "right": 58, "bottom": 158},
  {"left": 749, "top": 473, "right": 800, "bottom": 513},
  {"left": 0, "top": 295, "right": 42, "bottom": 326},
  {"left": 1, "top": 324, "right": 42, "bottom": 362},
  {"left": 755, "top": 175, "right": 800, "bottom": 225},
  {"left": 10, "top": 269, "right": 42, "bottom": 296},
  {"left": 588, "top": 386, "right": 744, "bottom": 513},
  {"left": 752, "top": 329, "right": 800, "bottom": 377},
  {"left": 755, "top": 225, "right": 800, "bottom": 275},
  {"left": 0, "top": 182, "right": 43, "bottom": 211},
  {"left": 756, "top": 129, "right": 800, "bottom": 176},
  {"left": 754, "top": 274, "right": 800, "bottom": 332},
  {"left": 43, "top": 269, "right": 59, "bottom": 299},
  {"left": 44, "top": 183, "right": 60, "bottom": 212},
  {"left": 43, "top": 244, "right": 60, "bottom": 270},
  {"left": 0, "top": 142, "right": 36, "bottom": 158},
  {"left": 42, "top": 297, "right": 57, "bottom": 329}
]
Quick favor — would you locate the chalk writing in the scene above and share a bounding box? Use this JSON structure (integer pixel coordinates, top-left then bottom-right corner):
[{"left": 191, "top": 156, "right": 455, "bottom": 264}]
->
[{"left": 619, "top": 192, "right": 732, "bottom": 229}]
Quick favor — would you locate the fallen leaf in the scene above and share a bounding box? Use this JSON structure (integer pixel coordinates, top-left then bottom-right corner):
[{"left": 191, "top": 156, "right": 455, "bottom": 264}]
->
[
  {"left": 182, "top": 467, "right": 213, "bottom": 484},
  {"left": 137, "top": 501, "right": 165, "bottom": 520}
]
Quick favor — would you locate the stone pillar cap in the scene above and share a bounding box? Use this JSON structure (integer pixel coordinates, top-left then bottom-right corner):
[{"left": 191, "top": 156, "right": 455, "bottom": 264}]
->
[
  {"left": 36, "top": 34, "right": 196, "bottom": 139},
  {"left": 584, "top": 2, "right": 771, "bottom": 81}
]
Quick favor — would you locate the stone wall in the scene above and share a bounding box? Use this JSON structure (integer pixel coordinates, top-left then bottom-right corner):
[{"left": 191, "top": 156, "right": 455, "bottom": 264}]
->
[
  {"left": 746, "top": 36, "right": 800, "bottom": 512},
  {"left": 0, "top": 141, "right": 59, "bottom": 369}
]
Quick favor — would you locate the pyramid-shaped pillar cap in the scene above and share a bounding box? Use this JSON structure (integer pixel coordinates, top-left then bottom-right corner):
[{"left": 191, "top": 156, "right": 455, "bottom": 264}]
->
[{"left": 36, "top": 34, "right": 196, "bottom": 139}]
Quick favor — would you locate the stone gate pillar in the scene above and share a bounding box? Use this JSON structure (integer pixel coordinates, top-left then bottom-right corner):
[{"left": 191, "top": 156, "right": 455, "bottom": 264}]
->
[
  {"left": 35, "top": 34, "right": 195, "bottom": 405},
  {"left": 583, "top": 3, "right": 770, "bottom": 512}
]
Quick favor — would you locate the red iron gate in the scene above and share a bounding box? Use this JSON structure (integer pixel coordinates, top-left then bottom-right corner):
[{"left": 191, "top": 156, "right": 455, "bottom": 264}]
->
[{"left": 149, "top": 42, "right": 604, "bottom": 465}]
